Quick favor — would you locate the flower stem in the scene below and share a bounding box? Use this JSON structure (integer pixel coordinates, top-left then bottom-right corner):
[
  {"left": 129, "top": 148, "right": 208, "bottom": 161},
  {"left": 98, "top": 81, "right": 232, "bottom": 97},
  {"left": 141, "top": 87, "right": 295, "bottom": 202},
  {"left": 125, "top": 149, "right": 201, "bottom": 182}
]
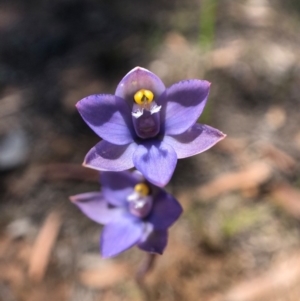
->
[{"left": 135, "top": 253, "right": 157, "bottom": 300}]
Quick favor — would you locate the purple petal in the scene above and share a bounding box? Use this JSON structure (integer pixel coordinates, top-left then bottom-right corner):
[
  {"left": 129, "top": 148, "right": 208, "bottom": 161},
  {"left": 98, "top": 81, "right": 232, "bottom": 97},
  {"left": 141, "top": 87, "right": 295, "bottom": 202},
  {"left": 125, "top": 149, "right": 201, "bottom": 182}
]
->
[
  {"left": 83, "top": 140, "right": 136, "bottom": 171},
  {"left": 133, "top": 141, "right": 177, "bottom": 187},
  {"left": 101, "top": 216, "right": 143, "bottom": 258},
  {"left": 101, "top": 171, "right": 139, "bottom": 207},
  {"left": 138, "top": 229, "right": 168, "bottom": 255},
  {"left": 147, "top": 190, "right": 182, "bottom": 230},
  {"left": 76, "top": 94, "right": 135, "bottom": 145},
  {"left": 70, "top": 192, "right": 122, "bottom": 224},
  {"left": 115, "top": 67, "right": 165, "bottom": 105},
  {"left": 163, "top": 123, "right": 226, "bottom": 159},
  {"left": 159, "top": 80, "right": 210, "bottom": 135}
]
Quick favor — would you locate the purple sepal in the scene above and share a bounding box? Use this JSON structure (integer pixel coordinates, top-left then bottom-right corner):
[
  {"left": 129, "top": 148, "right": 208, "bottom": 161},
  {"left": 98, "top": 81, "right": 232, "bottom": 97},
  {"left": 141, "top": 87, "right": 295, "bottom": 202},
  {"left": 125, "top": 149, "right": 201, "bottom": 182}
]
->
[
  {"left": 115, "top": 67, "right": 165, "bottom": 104},
  {"left": 83, "top": 140, "right": 136, "bottom": 171},
  {"left": 163, "top": 124, "right": 226, "bottom": 159},
  {"left": 101, "top": 215, "right": 143, "bottom": 258},
  {"left": 159, "top": 80, "right": 210, "bottom": 135},
  {"left": 101, "top": 171, "right": 139, "bottom": 206},
  {"left": 76, "top": 94, "right": 135, "bottom": 145},
  {"left": 133, "top": 140, "right": 177, "bottom": 187},
  {"left": 138, "top": 229, "right": 168, "bottom": 254},
  {"left": 148, "top": 190, "right": 183, "bottom": 230},
  {"left": 70, "top": 192, "right": 122, "bottom": 224}
]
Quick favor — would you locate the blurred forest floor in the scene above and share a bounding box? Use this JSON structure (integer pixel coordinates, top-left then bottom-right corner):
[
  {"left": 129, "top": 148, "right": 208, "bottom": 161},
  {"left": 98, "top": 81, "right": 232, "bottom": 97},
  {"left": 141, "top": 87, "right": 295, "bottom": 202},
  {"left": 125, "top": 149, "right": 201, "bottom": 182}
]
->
[{"left": 1, "top": 0, "right": 300, "bottom": 300}]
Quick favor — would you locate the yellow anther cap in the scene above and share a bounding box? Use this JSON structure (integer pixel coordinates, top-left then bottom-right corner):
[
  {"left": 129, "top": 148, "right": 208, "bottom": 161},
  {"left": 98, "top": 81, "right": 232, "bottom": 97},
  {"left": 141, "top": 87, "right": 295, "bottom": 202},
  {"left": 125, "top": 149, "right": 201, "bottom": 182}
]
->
[
  {"left": 134, "top": 89, "right": 154, "bottom": 105},
  {"left": 134, "top": 183, "right": 150, "bottom": 197}
]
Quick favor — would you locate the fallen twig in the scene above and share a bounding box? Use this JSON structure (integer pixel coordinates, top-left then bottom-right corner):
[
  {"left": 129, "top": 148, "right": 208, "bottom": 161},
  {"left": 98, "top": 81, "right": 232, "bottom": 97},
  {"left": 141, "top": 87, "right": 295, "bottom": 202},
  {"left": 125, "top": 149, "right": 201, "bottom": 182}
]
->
[
  {"left": 270, "top": 183, "right": 300, "bottom": 219},
  {"left": 196, "top": 161, "right": 272, "bottom": 200},
  {"left": 223, "top": 251, "right": 300, "bottom": 301},
  {"left": 28, "top": 211, "right": 62, "bottom": 282}
]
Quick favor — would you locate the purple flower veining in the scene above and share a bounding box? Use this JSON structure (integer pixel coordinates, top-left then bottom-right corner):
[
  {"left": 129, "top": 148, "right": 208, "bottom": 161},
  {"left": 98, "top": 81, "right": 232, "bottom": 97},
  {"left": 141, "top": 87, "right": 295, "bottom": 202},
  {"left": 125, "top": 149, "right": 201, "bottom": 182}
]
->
[
  {"left": 70, "top": 171, "right": 182, "bottom": 258},
  {"left": 76, "top": 67, "right": 226, "bottom": 187}
]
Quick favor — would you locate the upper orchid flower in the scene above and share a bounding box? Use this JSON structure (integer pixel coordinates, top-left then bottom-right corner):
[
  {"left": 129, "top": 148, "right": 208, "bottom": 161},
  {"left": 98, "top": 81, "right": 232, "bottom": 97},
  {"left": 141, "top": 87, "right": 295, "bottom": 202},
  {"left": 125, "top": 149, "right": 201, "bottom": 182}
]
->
[
  {"left": 76, "top": 67, "right": 225, "bottom": 187},
  {"left": 70, "top": 171, "right": 182, "bottom": 258}
]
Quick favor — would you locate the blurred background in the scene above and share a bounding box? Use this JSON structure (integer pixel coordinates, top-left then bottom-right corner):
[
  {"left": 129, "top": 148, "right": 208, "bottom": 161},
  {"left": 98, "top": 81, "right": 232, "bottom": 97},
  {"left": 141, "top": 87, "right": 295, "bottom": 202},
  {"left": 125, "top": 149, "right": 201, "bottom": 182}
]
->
[{"left": 1, "top": 0, "right": 300, "bottom": 300}]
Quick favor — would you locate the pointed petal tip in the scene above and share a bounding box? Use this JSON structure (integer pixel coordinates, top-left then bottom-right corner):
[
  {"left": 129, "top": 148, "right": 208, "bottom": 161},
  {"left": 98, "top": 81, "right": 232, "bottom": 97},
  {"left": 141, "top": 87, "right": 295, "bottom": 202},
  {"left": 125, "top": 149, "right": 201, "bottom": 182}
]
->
[
  {"left": 82, "top": 160, "right": 95, "bottom": 169},
  {"left": 100, "top": 242, "right": 113, "bottom": 258},
  {"left": 131, "top": 66, "right": 149, "bottom": 72},
  {"left": 100, "top": 252, "right": 114, "bottom": 259},
  {"left": 82, "top": 161, "right": 108, "bottom": 172},
  {"left": 123, "top": 66, "right": 156, "bottom": 79},
  {"left": 101, "top": 246, "right": 131, "bottom": 258},
  {"left": 150, "top": 179, "right": 169, "bottom": 188},
  {"left": 201, "top": 80, "right": 211, "bottom": 90},
  {"left": 100, "top": 244, "right": 123, "bottom": 258},
  {"left": 82, "top": 161, "right": 92, "bottom": 169},
  {"left": 75, "top": 96, "right": 89, "bottom": 108},
  {"left": 206, "top": 128, "right": 227, "bottom": 148},
  {"left": 69, "top": 194, "right": 97, "bottom": 204},
  {"left": 219, "top": 132, "right": 227, "bottom": 140},
  {"left": 137, "top": 164, "right": 173, "bottom": 188},
  {"left": 141, "top": 174, "right": 169, "bottom": 187},
  {"left": 123, "top": 66, "right": 149, "bottom": 78},
  {"left": 75, "top": 99, "right": 85, "bottom": 111},
  {"left": 82, "top": 160, "right": 99, "bottom": 170},
  {"left": 69, "top": 195, "right": 76, "bottom": 203},
  {"left": 150, "top": 250, "right": 164, "bottom": 255}
]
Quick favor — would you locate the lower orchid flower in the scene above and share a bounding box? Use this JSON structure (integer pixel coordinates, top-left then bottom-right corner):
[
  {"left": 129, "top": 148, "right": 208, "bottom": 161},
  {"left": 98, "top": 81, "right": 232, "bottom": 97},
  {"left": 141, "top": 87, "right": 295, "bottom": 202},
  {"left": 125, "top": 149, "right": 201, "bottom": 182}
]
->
[
  {"left": 76, "top": 67, "right": 226, "bottom": 187},
  {"left": 70, "top": 171, "right": 182, "bottom": 258}
]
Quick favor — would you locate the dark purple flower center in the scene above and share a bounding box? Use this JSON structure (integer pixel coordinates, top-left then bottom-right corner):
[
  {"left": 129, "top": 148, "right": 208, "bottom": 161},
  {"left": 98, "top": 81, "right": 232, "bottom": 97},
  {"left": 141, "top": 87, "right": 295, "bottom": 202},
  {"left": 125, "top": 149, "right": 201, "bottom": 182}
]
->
[
  {"left": 127, "top": 183, "right": 153, "bottom": 218},
  {"left": 131, "top": 89, "right": 161, "bottom": 139}
]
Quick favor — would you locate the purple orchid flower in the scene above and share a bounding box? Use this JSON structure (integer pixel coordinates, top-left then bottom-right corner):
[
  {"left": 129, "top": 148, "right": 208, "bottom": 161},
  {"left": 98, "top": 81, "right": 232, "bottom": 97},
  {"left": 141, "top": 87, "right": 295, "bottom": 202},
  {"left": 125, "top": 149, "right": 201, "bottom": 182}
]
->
[
  {"left": 70, "top": 171, "right": 182, "bottom": 258},
  {"left": 76, "top": 67, "right": 226, "bottom": 187}
]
